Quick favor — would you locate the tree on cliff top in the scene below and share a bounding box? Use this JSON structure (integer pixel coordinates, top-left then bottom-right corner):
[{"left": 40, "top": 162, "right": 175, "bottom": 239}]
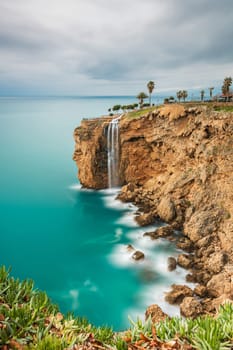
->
[
  {"left": 200, "top": 90, "right": 205, "bottom": 101},
  {"left": 176, "top": 90, "right": 183, "bottom": 102},
  {"left": 112, "top": 104, "right": 121, "bottom": 113},
  {"left": 147, "top": 81, "right": 155, "bottom": 106},
  {"left": 222, "top": 77, "right": 232, "bottom": 101},
  {"left": 137, "top": 92, "right": 148, "bottom": 107},
  {"left": 209, "top": 87, "right": 214, "bottom": 100},
  {"left": 181, "top": 90, "right": 188, "bottom": 102}
]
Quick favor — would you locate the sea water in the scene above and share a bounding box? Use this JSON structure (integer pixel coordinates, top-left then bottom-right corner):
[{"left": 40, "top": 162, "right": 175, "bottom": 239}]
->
[{"left": 0, "top": 96, "right": 189, "bottom": 330}]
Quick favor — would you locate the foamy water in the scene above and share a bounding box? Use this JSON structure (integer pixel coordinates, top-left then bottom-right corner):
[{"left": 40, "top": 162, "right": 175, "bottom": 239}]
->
[{"left": 103, "top": 190, "right": 195, "bottom": 320}]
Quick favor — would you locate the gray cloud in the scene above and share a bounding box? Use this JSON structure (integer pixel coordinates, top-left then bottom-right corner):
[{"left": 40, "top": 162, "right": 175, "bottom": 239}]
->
[{"left": 0, "top": 0, "right": 232, "bottom": 95}]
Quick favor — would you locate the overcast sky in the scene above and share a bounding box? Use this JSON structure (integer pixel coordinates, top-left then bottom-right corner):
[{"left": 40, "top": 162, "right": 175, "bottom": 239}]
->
[{"left": 0, "top": 0, "right": 233, "bottom": 95}]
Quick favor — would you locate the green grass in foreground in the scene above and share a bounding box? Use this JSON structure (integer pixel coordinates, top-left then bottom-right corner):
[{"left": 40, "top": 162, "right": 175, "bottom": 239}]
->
[{"left": 0, "top": 265, "right": 233, "bottom": 349}]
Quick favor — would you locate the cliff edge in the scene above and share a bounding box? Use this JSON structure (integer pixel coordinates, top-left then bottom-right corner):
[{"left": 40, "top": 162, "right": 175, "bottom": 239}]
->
[{"left": 73, "top": 104, "right": 233, "bottom": 314}]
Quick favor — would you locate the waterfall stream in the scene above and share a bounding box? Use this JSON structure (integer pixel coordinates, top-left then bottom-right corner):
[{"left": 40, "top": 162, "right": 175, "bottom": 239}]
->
[{"left": 107, "top": 115, "right": 122, "bottom": 188}]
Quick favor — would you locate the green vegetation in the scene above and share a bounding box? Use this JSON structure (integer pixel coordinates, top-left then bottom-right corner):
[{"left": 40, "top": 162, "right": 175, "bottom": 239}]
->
[
  {"left": 0, "top": 266, "right": 115, "bottom": 349},
  {"left": 200, "top": 90, "right": 205, "bottom": 101},
  {"left": 127, "top": 306, "right": 233, "bottom": 350},
  {"left": 136, "top": 92, "right": 148, "bottom": 107},
  {"left": 222, "top": 77, "right": 232, "bottom": 101},
  {"left": 213, "top": 105, "right": 233, "bottom": 112},
  {"left": 126, "top": 106, "right": 158, "bottom": 119},
  {"left": 209, "top": 87, "right": 214, "bottom": 100},
  {"left": 176, "top": 90, "right": 188, "bottom": 102},
  {"left": 1, "top": 266, "right": 233, "bottom": 349}
]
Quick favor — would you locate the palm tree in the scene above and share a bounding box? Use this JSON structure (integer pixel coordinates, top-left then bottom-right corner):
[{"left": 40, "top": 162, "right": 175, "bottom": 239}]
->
[
  {"left": 176, "top": 90, "right": 183, "bottom": 102},
  {"left": 137, "top": 92, "right": 148, "bottom": 107},
  {"left": 200, "top": 90, "right": 205, "bottom": 102},
  {"left": 209, "top": 87, "right": 214, "bottom": 100},
  {"left": 182, "top": 90, "right": 188, "bottom": 102},
  {"left": 223, "top": 77, "right": 232, "bottom": 101},
  {"left": 147, "top": 81, "right": 155, "bottom": 106}
]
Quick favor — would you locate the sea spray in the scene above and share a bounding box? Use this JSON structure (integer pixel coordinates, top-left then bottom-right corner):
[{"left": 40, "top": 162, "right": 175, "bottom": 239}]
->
[{"left": 107, "top": 115, "right": 122, "bottom": 188}]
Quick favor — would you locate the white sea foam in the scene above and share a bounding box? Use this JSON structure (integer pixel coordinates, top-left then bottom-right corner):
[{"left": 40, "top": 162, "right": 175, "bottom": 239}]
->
[
  {"left": 108, "top": 244, "right": 137, "bottom": 268},
  {"left": 108, "top": 222, "right": 196, "bottom": 320},
  {"left": 101, "top": 190, "right": 138, "bottom": 213},
  {"left": 84, "top": 279, "right": 98, "bottom": 293},
  {"left": 116, "top": 212, "right": 139, "bottom": 227},
  {"left": 69, "top": 289, "right": 79, "bottom": 310},
  {"left": 68, "top": 183, "right": 94, "bottom": 192}
]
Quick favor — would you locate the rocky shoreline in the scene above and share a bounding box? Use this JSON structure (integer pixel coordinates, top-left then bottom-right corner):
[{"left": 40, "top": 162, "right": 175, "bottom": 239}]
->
[{"left": 73, "top": 103, "right": 233, "bottom": 319}]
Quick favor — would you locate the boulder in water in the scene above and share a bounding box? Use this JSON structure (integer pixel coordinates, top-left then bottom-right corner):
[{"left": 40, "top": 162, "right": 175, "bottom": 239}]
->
[
  {"left": 132, "top": 250, "right": 145, "bottom": 261},
  {"left": 165, "top": 284, "right": 193, "bottom": 305},
  {"left": 167, "top": 257, "right": 177, "bottom": 271},
  {"left": 135, "top": 213, "right": 155, "bottom": 226}
]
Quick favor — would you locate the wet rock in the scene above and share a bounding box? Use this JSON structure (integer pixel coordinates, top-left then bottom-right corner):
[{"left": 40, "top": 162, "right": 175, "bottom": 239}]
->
[
  {"left": 156, "top": 226, "right": 174, "bottom": 237},
  {"left": 186, "top": 273, "right": 196, "bottom": 283},
  {"left": 143, "top": 231, "right": 157, "bottom": 239},
  {"left": 177, "top": 254, "right": 193, "bottom": 269},
  {"left": 206, "top": 252, "right": 228, "bottom": 274},
  {"left": 135, "top": 212, "right": 155, "bottom": 226},
  {"left": 165, "top": 284, "right": 193, "bottom": 305},
  {"left": 167, "top": 257, "right": 177, "bottom": 271},
  {"left": 180, "top": 297, "right": 203, "bottom": 318},
  {"left": 145, "top": 304, "right": 168, "bottom": 323},
  {"left": 143, "top": 225, "right": 174, "bottom": 240},
  {"left": 176, "top": 237, "right": 193, "bottom": 252},
  {"left": 126, "top": 244, "right": 135, "bottom": 252},
  {"left": 194, "top": 285, "right": 207, "bottom": 297},
  {"left": 157, "top": 197, "right": 176, "bottom": 222},
  {"left": 132, "top": 250, "right": 145, "bottom": 261},
  {"left": 139, "top": 269, "right": 157, "bottom": 282}
]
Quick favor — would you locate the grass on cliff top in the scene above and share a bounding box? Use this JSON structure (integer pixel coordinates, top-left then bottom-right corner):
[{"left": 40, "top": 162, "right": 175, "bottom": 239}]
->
[
  {"left": 1, "top": 265, "right": 233, "bottom": 350},
  {"left": 125, "top": 106, "right": 160, "bottom": 119},
  {"left": 213, "top": 105, "right": 233, "bottom": 112},
  {"left": 124, "top": 102, "right": 233, "bottom": 120}
]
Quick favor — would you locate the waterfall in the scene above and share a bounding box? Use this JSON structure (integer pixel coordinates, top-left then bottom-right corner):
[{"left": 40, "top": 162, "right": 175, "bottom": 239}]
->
[{"left": 107, "top": 115, "right": 121, "bottom": 188}]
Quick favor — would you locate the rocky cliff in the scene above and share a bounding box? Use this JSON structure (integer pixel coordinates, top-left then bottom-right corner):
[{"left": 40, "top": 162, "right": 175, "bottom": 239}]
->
[{"left": 73, "top": 104, "right": 233, "bottom": 315}]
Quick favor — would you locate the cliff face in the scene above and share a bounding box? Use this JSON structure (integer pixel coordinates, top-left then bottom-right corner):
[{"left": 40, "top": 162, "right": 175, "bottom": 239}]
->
[
  {"left": 73, "top": 104, "right": 233, "bottom": 310},
  {"left": 73, "top": 117, "right": 111, "bottom": 189}
]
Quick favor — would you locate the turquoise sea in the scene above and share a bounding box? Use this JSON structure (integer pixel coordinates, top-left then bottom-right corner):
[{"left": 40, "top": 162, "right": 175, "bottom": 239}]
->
[{"left": 0, "top": 96, "right": 188, "bottom": 330}]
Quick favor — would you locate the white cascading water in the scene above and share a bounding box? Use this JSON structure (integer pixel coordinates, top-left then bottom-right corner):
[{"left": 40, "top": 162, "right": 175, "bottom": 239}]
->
[{"left": 107, "top": 115, "right": 122, "bottom": 188}]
